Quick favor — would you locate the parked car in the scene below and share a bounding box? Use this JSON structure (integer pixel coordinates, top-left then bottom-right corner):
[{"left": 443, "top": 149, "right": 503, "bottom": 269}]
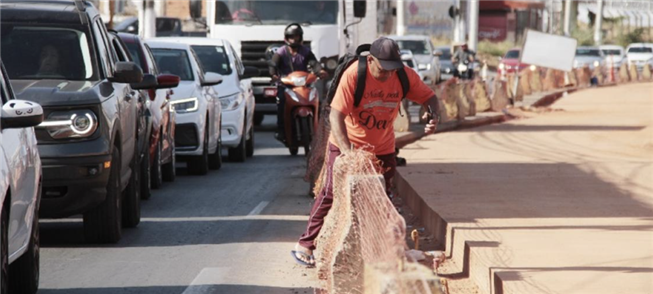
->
[
  {"left": 146, "top": 39, "right": 224, "bottom": 175},
  {"left": 599, "top": 44, "right": 626, "bottom": 69},
  {"left": 0, "top": 61, "right": 44, "bottom": 294},
  {"left": 1, "top": 0, "right": 146, "bottom": 243},
  {"left": 574, "top": 46, "right": 605, "bottom": 70},
  {"left": 117, "top": 32, "right": 180, "bottom": 192},
  {"left": 436, "top": 46, "right": 453, "bottom": 75},
  {"left": 625, "top": 43, "right": 653, "bottom": 72},
  {"left": 388, "top": 35, "right": 442, "bottom": 84},
  {"left": 114, "top": 17, "right": 183, "bottom": 37},
  {"left": 400, "top": 50, "right": 425, "bottom": 81},
  {"left": 155, "top": 38, "right": 259, "bottom": 162},
  {"left": 497, "top": 48, "right": 531, "bottom": 77}
]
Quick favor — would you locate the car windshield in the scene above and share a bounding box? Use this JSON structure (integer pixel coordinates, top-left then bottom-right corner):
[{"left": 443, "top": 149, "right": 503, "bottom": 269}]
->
[
  {"left": 191, "top": 45, "right": 232, "bottom": 75},
  {"left": 602, "top": 49, "right": 621, "bottom": 56},
  {"left": 0, "top": 26, "right": 95, "bottom": 80},
  {"left": 627, "top": 47, "right": 653, "bottom": 53},
  {"left": 438, "top": 48, "right": 451, "bottom": 60},
  {"left": 214, "top": 0, "right": 337, "bottom": 25},
  {"left": 396, "top": 40, "right": 430, "bottom": 55},
  {"left": 576, "top": 49, "right": 601, "bottom": 56},
  {"left": 151, "top": 49, "right": 194, "bottom": 81},
  {"left": 504, "top": 50, "right": 520, "bottom": 59}
]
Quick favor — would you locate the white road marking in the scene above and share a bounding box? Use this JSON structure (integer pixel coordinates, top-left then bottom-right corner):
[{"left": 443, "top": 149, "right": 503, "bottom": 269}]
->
[
  {"left": 247, "top": 201, "right": 270, "bottom": 216},
  {"left": 181, "top": 267, "right": 229, "bottom": 294}
]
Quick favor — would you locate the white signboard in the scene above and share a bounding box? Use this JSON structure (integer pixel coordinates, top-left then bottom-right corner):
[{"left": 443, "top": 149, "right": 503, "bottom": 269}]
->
[{"left": 520, "top": 30, "right": 577, "bottom": 72}]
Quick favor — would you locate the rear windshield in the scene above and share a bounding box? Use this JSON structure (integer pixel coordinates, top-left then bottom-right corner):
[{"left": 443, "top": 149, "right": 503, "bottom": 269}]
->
[
  {"left": 151, "top": 49, "right": 194, "bottom": 81},
  {"left": 438, "top": 48, "right": 451, "bottom": 60},
  {"left": 191, "top": 45, "right": 232, "bottom": 75},
  {"left": 627, "top": 47, "right": 653, "bottom": 53},
  {"left": 396, "top": 40, "right": 430, "bottom": 55},
  {"left": 1, "top": 25, "right": 96, "bottom": 80},
  {"left": 504, "top": 50, "right": 520, "bottom": 59}
]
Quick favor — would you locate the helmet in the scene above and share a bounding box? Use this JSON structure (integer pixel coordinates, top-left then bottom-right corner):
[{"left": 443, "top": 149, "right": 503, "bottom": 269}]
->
[{"left": 284, "top": 23, "right": 303, "bottom": 48}]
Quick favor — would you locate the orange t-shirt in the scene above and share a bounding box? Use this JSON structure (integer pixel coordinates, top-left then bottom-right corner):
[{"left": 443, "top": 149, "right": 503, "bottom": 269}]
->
[{"left": 329, "top": 60, "right": 434, "bottom": 155}]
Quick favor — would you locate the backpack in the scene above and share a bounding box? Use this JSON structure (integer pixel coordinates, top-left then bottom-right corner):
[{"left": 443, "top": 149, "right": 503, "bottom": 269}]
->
[{"left": 326, "top": 44, "right": 410, "bottom": 108}]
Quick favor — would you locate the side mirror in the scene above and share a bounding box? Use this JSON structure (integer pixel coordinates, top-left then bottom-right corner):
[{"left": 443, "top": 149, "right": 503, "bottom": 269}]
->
[
  {"left": 131, "top": 73, "right": 158, "bottom": 90},
  {"left": 202, "top": 72, "right": 223, "bottom": 86},
  {"left": 1, "top": 100, "right": 44, "bottom": 129},
  {"left": 433, "top": 50, "right": 443, "bottom": 56},
  {"left": 353, "top": 0, "right": 366, "bottom": 18},
  {"left": 110, "top": 62, "right": 144, "bottom": 84},
  {"left": 240, "top": 66, "right": 260, "bottom": 79},
  {"left": 156, "top": 74, "right": 181, "bottom": 89}
]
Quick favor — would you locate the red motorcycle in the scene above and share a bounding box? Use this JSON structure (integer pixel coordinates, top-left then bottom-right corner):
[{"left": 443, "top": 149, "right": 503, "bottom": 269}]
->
[{"left": 275, "top": 71, "right": 320, "bottom": 155}]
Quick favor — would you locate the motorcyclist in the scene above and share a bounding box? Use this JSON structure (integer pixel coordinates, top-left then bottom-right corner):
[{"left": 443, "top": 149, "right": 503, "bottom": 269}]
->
[
  {"left": 452, "top": 43, "right": 475, "bottom": 79},
  {"left": 269, "top": 23, "right": 327, "bottom": 142}
]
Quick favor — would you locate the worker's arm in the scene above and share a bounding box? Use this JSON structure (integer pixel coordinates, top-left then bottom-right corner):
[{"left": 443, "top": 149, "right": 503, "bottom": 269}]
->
[
  {"left": 421, "top": 94, "right": 441, "bottom": 134},
  {"left": 268, "top": 53, "right": 282, "bottom": 80},
  {"left": 329, "top": 108, "right": 351, "bottom": 153}
]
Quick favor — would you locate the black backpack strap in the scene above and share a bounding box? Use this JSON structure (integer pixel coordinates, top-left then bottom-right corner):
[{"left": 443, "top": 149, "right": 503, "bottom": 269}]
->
[
  {"left": 397, "top": 68, "right": 410, "bottom": 99},
  {"left": 353, "top": 56, "right": 367, "bottom": 108}
]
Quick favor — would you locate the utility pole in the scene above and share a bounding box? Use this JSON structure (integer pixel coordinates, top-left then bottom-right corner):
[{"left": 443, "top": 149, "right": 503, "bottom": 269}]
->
[
  {"left": 139, "top": 0, "right": 156, "bottom": 39},
  {"left": 396, "top": 0, "right": 405, "bottom": 36},
  {"left": 453, "top": 0, "right": 462, "bottom": 42},
  {"left": 594, "top": 0, "right": 604, "bottom": 45},
  {"left": 563, "top": 0, "right": 572, "bottom": 36},
  {"left": 468, "top": 0, "right": 479, "bottom": 51}
]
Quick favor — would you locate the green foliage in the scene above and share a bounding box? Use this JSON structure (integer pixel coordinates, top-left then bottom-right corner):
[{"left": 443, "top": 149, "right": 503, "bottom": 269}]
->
[
  {"left": 477, "top": 40, "right": 515, "bottom": 57},
  {"left": 572, "top": 27, "right": 595, "bottom": 46},
  {"left": 618, "top": 28, "right": 646, "bottom": 47}
]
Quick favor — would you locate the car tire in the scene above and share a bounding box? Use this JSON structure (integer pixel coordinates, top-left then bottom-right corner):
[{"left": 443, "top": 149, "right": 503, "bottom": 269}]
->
[
  {"left": 228, "top": 118, "right": 247, "bottom": 162},
  {"left": 83, "top": 147, "right": 122, "bottom": 244},
  {"left": 122, "top": 147, "right": 141, "bottom": 228},
  {"left": 1, "top": 201, "right": 9, "bottom": 294},
  {"left": 150, "top": 139, "right": 163, "bottom": 190},
  {"left": 188, "top": 130, "right": 209, "bottom": 175},
  {"left": 208, "top": 123, "right": 222, "bottom": 170},
  {"left": 254, "top": 113, "right": 264, "bottom": 126},
  {"left": 162, "top": 141, "right": 176, "bottom": 182},
  {"left": 8, "top": 186, "right": 40, "bottom": 294},
  {"left": 245, "top": 124, "right": 254, "bottom": 158}
]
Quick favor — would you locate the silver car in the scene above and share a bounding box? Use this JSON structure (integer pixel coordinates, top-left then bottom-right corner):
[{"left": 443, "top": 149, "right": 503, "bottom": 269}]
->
[
  {"left": 388, "top": 35, "right": 442, "bottom": 85},
  {"left": 574, "top": 47, "right": 605, "bottom": 71}
]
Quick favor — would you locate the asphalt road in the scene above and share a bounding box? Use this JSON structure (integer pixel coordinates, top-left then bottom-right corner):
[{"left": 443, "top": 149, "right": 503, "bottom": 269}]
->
[{"left": 38, "top": 116, "right": 321, "bottom": 294}]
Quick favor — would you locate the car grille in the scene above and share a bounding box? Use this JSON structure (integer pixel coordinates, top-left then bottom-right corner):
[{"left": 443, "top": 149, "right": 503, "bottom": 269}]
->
[
  {"left": 175, "top": 123, "right": 199, "bottom": 149},
  {"left": 240, "top": 41, "right": 311, "bottom": 78}
]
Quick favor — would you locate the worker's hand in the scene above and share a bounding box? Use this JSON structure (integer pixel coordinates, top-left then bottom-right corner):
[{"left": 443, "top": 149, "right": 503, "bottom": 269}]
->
[
  {"left": 318, "top": 70, "right": 328, "bottom": 80},
  {"left": 422, "top": 111, "right": 439, "bottom": 135},
  {"left": 271, "top": 75, "right": 280, "bottom": 82}
]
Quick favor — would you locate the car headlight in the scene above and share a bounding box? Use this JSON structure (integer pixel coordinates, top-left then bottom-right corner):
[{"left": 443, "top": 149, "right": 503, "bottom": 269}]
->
[
  {"left": 498, "top": 63, "right": 505, "bottom": 69},
  {"left": 529, "top": 65, "right": 537, "bottom": 71},
  {"left": 170, "top": 97, "right": 199, "bottom": 113},
  {"left": 39, "top": 109, "right": 98, "bottom": 139},
  {"left": 593, "top": 61, "right": 600, "bottom": 67},
  {"left": 219, "top": 93, "right": 242, "bottom": 111},
  {"left": 418, "top": 63, "right": 431, "bottom": 71},
  {"left": 308, "top": 88, "right": 318, "bottom": 102}
]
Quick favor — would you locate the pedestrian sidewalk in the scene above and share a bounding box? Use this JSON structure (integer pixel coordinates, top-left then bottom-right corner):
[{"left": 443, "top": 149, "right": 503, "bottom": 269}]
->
[{"left": 393, "top": 83, "right": 653, "bottom": 294}]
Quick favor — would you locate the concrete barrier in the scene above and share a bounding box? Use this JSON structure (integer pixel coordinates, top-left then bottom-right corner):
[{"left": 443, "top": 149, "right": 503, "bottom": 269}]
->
[
  {"left": 441, "top": 79, "right": 459, "bottom": 121},
  {"left": 629, "top": 63, "right": 640, "bottom": 81},
  {"left": 643, "top": 64, "right": 652, "bottom": 80},
  {"left": 472, "top": 79, "right": 491, "bottom": 112},
  {"left": 530, "top": 69, "right": 543, "bottom": 93},
  {"left": 491, "top": 80, "right": 511, "bottom": 111}
]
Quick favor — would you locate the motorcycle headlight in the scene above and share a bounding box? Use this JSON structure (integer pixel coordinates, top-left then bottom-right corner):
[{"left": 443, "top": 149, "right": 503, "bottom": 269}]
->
[
  {"left": 285, "top": 88, "right": 301, "bottom": 102},
  {"left": 308, "top": 88, "right": 318, "bottom": 102},
  {"left": 326, "top": 58, "right": 338, "bottom": 70},
  {"left": 170, "top": 97, "right": 199, "bottom": 113},
  {"left": 39, "top": 109, "right": 98, "bottom": 139},
  {"left": 219, "top": 93, "right": 242, "bottom": 111}
]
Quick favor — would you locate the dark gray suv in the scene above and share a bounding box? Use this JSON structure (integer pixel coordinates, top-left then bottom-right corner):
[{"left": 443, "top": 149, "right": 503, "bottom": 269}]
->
[{"left": 0, "top": 0, "right": 148, "bottom": 243}]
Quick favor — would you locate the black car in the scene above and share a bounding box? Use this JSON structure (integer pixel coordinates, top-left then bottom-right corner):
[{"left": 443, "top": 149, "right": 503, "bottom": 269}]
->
[
  {"left": 0, "top": 0, "right": 147, "bottom": 243},
  {"left": 114, "top": 17, "right": 183, "bottom": 37}
]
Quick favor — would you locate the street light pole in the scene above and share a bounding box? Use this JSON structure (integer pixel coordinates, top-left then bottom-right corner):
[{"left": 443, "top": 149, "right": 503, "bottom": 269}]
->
[
  {"left": 594, "top": 0, "right": 604, "bottom": 45},
  {"left": 563, "top": 0, "right": 572, "bottom": 36},
  {"left": 397, "top": 0, "right": 405, "bottom": 36},
  {"left": 468, "top": 0, "right": 479, "bottom": 51}
]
